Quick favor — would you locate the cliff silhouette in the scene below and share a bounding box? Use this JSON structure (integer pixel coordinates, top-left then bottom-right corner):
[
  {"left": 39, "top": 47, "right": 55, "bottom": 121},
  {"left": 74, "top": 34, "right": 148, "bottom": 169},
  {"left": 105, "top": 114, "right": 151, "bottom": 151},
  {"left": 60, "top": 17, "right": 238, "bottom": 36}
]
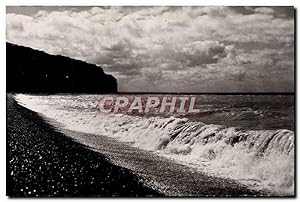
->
[{"left": 6, "top": 42, "right": 117, "bottom": 93}]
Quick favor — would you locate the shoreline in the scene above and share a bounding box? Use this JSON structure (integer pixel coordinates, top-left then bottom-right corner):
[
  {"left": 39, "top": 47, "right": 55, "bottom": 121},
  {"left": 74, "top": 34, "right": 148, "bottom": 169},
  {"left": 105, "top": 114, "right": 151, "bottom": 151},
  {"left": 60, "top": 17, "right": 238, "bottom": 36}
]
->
[
  {"left": 7, "top": 94, "right": 161, "bottom": 197},
  {"left": 7, "top": 94, "right": 269, "bottom": 197}
]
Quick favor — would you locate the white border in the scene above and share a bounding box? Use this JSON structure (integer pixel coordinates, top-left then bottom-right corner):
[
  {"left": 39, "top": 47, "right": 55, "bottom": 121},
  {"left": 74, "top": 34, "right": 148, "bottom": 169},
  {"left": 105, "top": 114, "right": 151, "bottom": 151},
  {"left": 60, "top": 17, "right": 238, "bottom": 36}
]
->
[{"left": 1, "top": 1, "right": 298, "bottom": 202}]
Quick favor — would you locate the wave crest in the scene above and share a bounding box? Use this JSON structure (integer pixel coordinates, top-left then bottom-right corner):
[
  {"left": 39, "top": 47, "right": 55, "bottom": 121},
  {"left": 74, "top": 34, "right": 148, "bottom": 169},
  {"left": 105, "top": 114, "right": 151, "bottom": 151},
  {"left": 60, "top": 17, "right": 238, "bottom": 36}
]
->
[{"left": 15, "top": 94, "right": 295, "bottom": 195}]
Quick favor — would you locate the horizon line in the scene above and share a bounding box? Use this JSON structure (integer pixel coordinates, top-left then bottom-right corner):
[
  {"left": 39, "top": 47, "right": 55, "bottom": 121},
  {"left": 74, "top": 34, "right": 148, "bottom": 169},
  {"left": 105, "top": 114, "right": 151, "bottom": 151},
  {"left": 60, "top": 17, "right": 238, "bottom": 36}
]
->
[{"left": 116, "top": 92, "right": 295, "bottom": 95}]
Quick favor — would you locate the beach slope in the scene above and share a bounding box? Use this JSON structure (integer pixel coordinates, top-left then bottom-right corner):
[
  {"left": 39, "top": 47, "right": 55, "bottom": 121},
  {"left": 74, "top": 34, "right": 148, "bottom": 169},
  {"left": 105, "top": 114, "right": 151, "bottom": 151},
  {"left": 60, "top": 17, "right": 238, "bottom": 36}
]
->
[{"left": 7, "top": 94, "right": 160, "bottom": 197}]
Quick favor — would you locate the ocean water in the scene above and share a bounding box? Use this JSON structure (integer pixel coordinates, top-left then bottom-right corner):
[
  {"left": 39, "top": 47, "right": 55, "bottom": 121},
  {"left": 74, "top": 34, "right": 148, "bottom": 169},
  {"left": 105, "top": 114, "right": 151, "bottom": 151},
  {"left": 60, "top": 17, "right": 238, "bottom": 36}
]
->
[
  {"left": 185, "top": 95, "right": 294, "bottom": 131},
  {"left": 15, "top": 94, "right": 295, "bottom": 195}
]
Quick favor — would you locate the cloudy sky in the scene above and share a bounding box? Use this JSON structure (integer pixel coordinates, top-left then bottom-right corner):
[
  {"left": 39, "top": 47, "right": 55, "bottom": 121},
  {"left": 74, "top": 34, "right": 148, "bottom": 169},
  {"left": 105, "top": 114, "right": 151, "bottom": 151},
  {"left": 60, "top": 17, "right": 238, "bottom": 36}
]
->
[{"left": 6, "top": 6, "right": 294, "bottom": 92}]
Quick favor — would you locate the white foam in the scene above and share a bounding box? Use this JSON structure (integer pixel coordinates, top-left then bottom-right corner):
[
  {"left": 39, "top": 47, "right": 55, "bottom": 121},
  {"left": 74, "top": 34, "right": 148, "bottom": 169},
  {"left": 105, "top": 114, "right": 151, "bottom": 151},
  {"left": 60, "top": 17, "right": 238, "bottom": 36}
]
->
[{"left": 15, "top": 94, "right": 295, "bottom": 195}]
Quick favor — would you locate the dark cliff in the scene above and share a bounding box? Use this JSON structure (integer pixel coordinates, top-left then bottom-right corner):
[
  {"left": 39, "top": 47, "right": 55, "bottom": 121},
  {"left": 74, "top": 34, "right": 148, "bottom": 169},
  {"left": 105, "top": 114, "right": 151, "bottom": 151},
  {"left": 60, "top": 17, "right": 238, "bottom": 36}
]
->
[{"left": 6, "top": 42, "right": 117, "bottom": 93}]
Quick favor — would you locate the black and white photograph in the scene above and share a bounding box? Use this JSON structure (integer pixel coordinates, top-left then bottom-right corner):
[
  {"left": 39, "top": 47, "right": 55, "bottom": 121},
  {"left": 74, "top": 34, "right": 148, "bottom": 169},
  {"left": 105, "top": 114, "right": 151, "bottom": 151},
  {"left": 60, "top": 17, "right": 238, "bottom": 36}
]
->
[{"left": 6, "top": 5, "right": 295, "bottom": 197}]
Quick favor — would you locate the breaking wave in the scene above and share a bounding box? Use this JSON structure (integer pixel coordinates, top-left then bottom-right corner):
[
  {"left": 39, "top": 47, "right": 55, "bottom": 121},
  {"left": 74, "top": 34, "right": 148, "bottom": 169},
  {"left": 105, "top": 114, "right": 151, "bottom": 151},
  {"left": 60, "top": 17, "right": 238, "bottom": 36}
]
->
[{"left": 15, "top": 94, "right": 294, "bottom": 195}]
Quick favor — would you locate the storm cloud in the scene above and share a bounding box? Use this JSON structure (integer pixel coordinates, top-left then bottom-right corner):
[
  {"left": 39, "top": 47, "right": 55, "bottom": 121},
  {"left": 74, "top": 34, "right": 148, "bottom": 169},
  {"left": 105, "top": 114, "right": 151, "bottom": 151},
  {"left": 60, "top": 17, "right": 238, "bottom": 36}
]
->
[{"left": 6, "top": 6, "right": 294, "bottom": 92}]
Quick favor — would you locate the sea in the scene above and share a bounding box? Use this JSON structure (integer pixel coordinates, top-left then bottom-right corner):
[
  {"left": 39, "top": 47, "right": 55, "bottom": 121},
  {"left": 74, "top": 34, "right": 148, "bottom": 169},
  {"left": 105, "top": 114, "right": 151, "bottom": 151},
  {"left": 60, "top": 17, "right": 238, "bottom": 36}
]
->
[{"left": 15, "top": 94, "right": 295, "bottom": 196}]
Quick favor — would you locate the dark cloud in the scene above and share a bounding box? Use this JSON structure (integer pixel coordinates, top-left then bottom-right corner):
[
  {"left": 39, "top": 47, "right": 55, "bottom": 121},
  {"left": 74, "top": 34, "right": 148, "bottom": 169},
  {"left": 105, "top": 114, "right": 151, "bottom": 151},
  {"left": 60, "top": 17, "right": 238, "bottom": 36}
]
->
[{"left": 231, "top": 6, "right": 294, "bottom": 19}]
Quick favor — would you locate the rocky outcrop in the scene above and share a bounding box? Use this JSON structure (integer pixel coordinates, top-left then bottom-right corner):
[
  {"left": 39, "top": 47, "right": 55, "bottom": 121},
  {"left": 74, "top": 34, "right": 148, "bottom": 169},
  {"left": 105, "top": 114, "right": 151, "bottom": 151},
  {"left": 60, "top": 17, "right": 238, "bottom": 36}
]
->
[{"left": 6, "top": 42, "right": 117, "bottom": 93}]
